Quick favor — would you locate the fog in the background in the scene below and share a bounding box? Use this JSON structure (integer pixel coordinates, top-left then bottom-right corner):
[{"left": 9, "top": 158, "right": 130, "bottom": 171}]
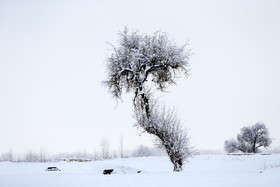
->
[{"left": 0, "top": 0, "right": 280, "bottom": 154}]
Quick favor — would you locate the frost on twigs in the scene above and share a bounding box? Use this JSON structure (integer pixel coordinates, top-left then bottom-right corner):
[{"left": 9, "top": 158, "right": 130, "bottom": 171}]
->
[
  {"left": 103, "top": 27, "right": 190, "bottom": 101},
  {"left": 103, "top": 27, "right": 192, "bottom": 171}
]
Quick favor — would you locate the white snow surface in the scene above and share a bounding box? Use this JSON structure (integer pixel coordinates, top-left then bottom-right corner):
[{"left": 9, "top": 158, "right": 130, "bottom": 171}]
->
[{"left": 0, "top": 154, "right": 279, "bottom": 187}]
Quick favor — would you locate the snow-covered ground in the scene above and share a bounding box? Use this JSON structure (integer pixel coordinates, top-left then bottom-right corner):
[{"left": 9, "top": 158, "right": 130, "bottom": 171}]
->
[{"left": 0, "top": 154, "right": 279, "bottom": 187}]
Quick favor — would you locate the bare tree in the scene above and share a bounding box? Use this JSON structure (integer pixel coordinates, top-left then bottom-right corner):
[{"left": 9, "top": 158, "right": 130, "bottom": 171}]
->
[
  {"left": 7, "top": 149, "right": 13, "bottom": 162},
  {"left": 104, "top": 28, "right": 192, "bottom": 171},
  {"left": 39, "top": 147, "right": 47, "bottom": 162},
  {"left": 93, "top": 149, "right": 100, "bottom": 160},
  {"left": 0, "top": 149, "right": 14, "bottom": 162},
  {"left": 100, "top": 138, "right": 110, "bottom": 159},
  {"left": 25, "top": 150, "right": 36, "bottom": 162},
  {"left": 119, "top": 134, "right": 124, "bottom": 158},
  {"left": 15, "top": 152, "right": 21, "bottom": 162},
  {"left": 224, "top": 122, "right": 272, "bottom": 153}
]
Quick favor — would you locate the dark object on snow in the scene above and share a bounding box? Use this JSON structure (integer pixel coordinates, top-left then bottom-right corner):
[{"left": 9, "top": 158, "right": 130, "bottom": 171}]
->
[
  {"left": 137, "top": 170, "right": 141, "bottom": 173},
  {"left": 45, "top": 167, "right": 61, "bottom": 171},
  {"left": 103, "top": 169, "right": 114, "bottom": 175}
]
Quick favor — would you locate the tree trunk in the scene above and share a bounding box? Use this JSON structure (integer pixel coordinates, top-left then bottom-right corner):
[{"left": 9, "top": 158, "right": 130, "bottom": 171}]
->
[
  {"left": 174, "top": 164, "right": 182, "bottom": 172},
  {"left": 138, "top": 86, "right": 151, "bottom": 118},
  {"left": 252, "top": 137, "right": 257, "bottom": 153}
]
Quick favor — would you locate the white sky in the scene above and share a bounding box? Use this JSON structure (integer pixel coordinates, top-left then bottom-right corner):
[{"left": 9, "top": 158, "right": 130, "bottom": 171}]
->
[{"left": 0, "top": 0, "right": 280, "bottom": 154}]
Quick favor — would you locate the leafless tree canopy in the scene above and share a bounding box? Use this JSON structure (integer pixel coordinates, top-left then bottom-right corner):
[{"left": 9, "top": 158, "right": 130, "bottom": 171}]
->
[
  {"left": 104, "top": 27, "right": 190, "bottom": 102},
  {"left": 104, "top": 28, "right": 191, "bottom": 171},
  {"left": 224, "top": 122, "right": 272, "bottom": 153}
]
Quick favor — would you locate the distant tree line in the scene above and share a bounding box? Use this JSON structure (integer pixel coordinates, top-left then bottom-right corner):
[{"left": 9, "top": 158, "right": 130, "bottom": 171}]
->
[
  {"left": 0, "top": 148, "right": 49, "bottom": 162},
  {"left": 0, "top": 121, "right": 275, "bottom": 162},
  {"left": 0, "top": 144, "right": 165, "bottom": 162}
]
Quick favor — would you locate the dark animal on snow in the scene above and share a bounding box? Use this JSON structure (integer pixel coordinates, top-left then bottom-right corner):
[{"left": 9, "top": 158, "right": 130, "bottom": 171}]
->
[{"left": 103, "top": 169, "right": 114, "bottom": 175}]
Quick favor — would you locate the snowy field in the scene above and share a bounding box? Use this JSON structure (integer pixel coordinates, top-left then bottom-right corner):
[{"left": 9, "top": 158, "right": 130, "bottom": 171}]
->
[{"left": 0, "top": 154, "right": 279, "bottom": 187}]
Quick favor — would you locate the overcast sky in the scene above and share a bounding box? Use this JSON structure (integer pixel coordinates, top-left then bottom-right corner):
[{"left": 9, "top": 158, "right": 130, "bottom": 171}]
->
[{"left": 0, "top": 0, "right": 280, "bottom": 154}]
